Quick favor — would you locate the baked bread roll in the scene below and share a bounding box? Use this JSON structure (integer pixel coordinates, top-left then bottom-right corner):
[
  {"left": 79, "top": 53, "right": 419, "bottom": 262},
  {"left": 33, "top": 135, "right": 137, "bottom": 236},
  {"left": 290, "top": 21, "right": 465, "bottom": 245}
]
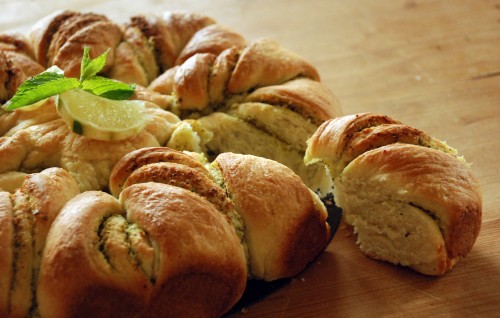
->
[
  {"left": 213, "top": 152, "right": 330, "bottom": 281},
  {"left": 305, "top": 113, "right": 482, "bottom": 275},
  {"left": 30, "top": 10, "right": 122, "bottom": 78},
  {"left": 37, "top": 184, "right": 247, "bottom": 318},
  {"left": 0, "top": 33, "right": 44, "bottom": 103},
  {"left": 0, "top": 168, "right": 80, "bottom": 318},
  {"left": 109, "top": 147, "right": 330, "bottom": 281}
]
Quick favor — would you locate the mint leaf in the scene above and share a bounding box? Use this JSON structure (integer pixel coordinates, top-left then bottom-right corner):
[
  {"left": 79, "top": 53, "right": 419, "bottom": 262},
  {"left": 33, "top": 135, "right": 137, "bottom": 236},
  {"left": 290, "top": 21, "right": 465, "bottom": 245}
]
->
[
  {"left": 80, "top": 76, "right": 136, "bottom": 100},
  {"left": 79, "top": 47, "right": 109, "bottom": 82},
  {"left": 4, "top": 67, "right": 79, "bottom": 110},
  {"left": 4, "top": 46, "right": 136, "bottom": 112}
]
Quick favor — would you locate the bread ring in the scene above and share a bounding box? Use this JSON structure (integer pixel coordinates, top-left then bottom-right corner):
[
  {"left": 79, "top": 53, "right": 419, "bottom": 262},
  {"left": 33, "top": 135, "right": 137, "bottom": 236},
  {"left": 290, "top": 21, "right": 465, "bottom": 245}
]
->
[{"left": 0, "top": 9, "right": 340, "bottom": 316}]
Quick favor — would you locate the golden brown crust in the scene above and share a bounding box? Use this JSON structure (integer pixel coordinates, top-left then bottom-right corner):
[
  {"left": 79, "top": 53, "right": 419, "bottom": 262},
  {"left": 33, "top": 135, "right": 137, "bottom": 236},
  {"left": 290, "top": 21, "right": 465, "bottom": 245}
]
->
[
  {"left": 28, "top": 11, "right": 124, "bottom": 78},
  {"left": 214, "top": 152, "right": 329, "bottom": 281},
  {"left": 21, "top": 167, "right": 80, "bottom": 258},
  {"left": 0, "top": 33, "right": 36, "bottom": 59},
  {"left": 109, "top": 147, "right": 209, "bottom": 197},
  {"left": 110, "top": 41, "right": 149, "bottom": 86},
  {"left": 0, "top": 99, "right": 179, "bottom": 192},
  {"left": 149, "top": 39, "right": 322, "bottom": 113},
  {"left": 172, "top": 53, "right": 217, "bottom": 111},
  {"left": 0, "top": 171, "right": 27, "bottom": 193},
  {"left": 228, "top": 38, "right": 320, "bottom": 93},
  {"left": 131, "top": 85, "right": 176, "bottom": 110},
  {"left": 244, "top": 77, "right": 342, "bottom": 124},
  {"left": 305, "top": 112, "right": 402, "bottom": 178},
  {"left": 147, "top": 65, "right": 179, "bottom": 96},
  {"left": 0, "top": 33, "right": 44, "bottom": 103},
  {"left": 0, "top": 52, "right": 26, "bottom": 103},
  {"left": 52, "top": 20, "right": 123, "bottom": 78},
  {"left": 0, "top": 98, "right": 59, "bottom": 137},
  {"left": 130, "top": 11, "right": 215, "bottom": 73},
  {"left": 3, "top": 51, "right": 44, "bottom": 79},
  {"left": 8, "top": 190, "right": 34, "bottom": 317},
  {"left": 123, "top": 162, "right": 235, "bottom": 216},
  {"left": 305, "top": 112, "right": 461, "bottom": 179},
  {"left": 47, "top": 13, "right": 108, "bottom": 66},
  {"left": 208, "top": 46, "right": 240, "bottom": 106},
  {"left": 124, "top": 183, "right": 247, "bottom": 317},
  {"left": 29, "top": 10, "right": 78, "bottom": 66},
  {"left": 111, "top": 26, "right": 159, "bottom": 86},
  {"left": 176, "top": 24, "right": 247, "bottom": 65},
  {"left": 38, "top": 183, "right": 247, "bottom": 318},
  {"left": 37, "top": 191, "right": 151, "bottom": 318}
]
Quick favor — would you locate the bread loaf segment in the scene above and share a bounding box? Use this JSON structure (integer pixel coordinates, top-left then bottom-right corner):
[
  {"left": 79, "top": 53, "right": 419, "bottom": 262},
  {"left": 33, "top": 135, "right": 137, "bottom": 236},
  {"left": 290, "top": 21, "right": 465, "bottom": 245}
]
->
[
  {"left": 37, "top": 191, "right": 152, "bottom": 318},
  {"left": 29, "top": 11, "right": 122, "bottom": 78},
  {"left": 305, "top": 113, "right": 482, "bottom": 275},
  {"left": 335, "top": 144, "right": 481, "bottom": 274},
  {"left": 37, "top": 181, "right": 247, "bottom": 318},
  {"left": 146, "top": 38, "right": 341, "bottom": 193},
  {"left": 123, "top": 183, "right": 247, "bottom": 318},
  {"left": 0, "top": 168, "right": 80, "bottom": 317},
  {"left": 175, "top": 24, "right": 247, "bottom": 66},
  {"left": 244, "top": 78, "right": 342, "bottom": 125},
  {"left": 29, "top": 10, "right": 78, "bottom": 67},
  {"left": 109, "top": 146, "right": 210, "bottom": 196},
  {"left": 130, "top": 11, "right": 216, "bottom": 73},
  {"left": 214, "top": 152, "right": 330, "bottom": 281},
  {"left": 0, "top": 33, "right": 44, "bottom": 103}
]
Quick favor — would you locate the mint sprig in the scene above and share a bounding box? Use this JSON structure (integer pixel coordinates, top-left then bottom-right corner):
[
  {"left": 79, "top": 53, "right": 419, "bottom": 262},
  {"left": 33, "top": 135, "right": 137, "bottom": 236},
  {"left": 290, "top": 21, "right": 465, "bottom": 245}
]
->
[
  {"left": 80, "top": 46, "right": 108, "bottom": 82},
  {"left": 3, "top": 46, "right": 136, "bottom": 111}
]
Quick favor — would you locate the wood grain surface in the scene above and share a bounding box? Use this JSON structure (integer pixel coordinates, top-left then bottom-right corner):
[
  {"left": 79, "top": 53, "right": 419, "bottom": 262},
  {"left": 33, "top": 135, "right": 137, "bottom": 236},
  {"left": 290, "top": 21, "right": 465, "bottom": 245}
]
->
[{"left": 2, "top": 0, "right": 499, "bottom": 317}]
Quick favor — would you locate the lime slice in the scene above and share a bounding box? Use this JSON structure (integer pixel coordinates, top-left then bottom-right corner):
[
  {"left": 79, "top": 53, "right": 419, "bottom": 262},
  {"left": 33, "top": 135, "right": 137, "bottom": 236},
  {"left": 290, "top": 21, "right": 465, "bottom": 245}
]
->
[{"left": 56, "top": 88, "right": 149, "bottom": 141}]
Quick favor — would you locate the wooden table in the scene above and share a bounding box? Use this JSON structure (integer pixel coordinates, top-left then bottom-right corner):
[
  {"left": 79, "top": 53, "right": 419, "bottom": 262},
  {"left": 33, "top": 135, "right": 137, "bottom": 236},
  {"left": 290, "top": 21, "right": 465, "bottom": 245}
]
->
[{"left": 3, "top": 0, "right": 499, "bottom": 316}]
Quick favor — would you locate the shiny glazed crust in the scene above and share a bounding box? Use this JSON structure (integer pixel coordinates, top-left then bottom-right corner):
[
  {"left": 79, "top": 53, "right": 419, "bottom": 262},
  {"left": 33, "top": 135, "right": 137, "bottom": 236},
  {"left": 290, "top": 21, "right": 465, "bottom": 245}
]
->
[
  {"left": 37, "top": 184, "right": 247, "bottom": 318},
  {"left": 214, "top": 152, "right": 330, "bottom": 280}
]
